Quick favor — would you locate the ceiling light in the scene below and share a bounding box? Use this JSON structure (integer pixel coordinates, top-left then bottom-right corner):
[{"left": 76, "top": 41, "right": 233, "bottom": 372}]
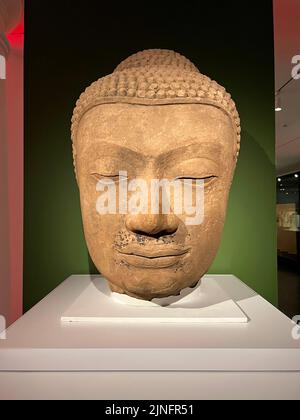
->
[
  {"left": 278, "top": 178, "right": 281, "bottom": 182},
  {"left": 295, "top": 174, "right": 299, "bottom": 178}
]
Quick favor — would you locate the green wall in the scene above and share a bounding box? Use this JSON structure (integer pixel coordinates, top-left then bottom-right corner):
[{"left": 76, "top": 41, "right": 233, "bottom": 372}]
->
[{"left": 24, "top": 1, "right": 276, "bottom": 310}]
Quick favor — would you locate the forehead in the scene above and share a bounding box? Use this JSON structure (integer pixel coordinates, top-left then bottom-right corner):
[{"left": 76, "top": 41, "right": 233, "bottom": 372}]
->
[{"left": 76, "top": 103, "right": 235, "bottom": 156}]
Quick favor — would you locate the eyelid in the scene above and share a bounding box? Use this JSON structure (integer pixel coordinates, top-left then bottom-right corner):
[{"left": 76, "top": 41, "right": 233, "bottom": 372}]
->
[
  {"left": 174, "top": 175, "right": 217, "bottom": 180},
  {"left": 92, "top": 172, "right": 119, "bottom": 178},
  {"left": 91, "top": 173, "right": 128, "bottom": 183},
  {"left": 91, "top": 173, "right": 115, "bottom": 181},
  {"left": 173, "top": 175, "right": 218, "bottom": 187}
]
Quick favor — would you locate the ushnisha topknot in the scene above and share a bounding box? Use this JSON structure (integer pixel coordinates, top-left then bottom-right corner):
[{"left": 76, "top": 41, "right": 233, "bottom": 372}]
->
[
  {"left": 71, "top": 49, "right": 241, "bottom": 165},
  {"left": 113, "top": 49, "right": 199, "bottom": 73}
]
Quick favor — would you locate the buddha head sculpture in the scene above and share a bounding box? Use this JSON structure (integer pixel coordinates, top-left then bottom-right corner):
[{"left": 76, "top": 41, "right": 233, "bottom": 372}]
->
[{"left": 71, "top": 49, "right": 241, "bottom": 300}]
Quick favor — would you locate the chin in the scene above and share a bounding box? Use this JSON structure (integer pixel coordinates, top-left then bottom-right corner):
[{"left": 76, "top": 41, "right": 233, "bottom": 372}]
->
[{"left": 107, "top": 267, "right": 200, "bottom": 300}]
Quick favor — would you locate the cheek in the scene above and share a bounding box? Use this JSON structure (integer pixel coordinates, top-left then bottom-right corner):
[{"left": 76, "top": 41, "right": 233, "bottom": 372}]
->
[
  {"left": 176, "top": 180, "right": 231, "bottom": 227},
  {"left": 205, "top": 188, "right": 229, "bottom": 222},
  {"left": 185, "top": 184, "right": 230, "bottom": 248},
  {"left": 77, "top": 177, "right": 122, "bottom": 241},
  {"left": 78, "top": 178, "right": 99, "bottom": 235}
]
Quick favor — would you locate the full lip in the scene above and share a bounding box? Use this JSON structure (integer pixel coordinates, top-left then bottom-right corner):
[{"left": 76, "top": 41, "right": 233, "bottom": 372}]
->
[{"left": 116, "top": 246, "right": 190, "bottom": 268}]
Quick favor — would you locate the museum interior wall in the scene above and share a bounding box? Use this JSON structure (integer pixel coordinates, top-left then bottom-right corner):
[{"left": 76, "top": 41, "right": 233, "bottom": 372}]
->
[
  {"left": 24, "top": 1, "right": 277, "bottom": 310},
  {"left": 273, "top": 0, "right": 300, "bottom": 318}
]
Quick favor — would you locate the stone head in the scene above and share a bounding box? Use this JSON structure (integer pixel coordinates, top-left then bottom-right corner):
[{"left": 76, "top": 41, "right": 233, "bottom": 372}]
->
[{"left": 71, "top": 49, "right": 241, "bottom": 300}]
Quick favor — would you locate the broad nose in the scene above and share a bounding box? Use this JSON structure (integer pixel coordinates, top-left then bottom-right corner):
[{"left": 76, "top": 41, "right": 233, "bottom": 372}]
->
[{"left": 125, "top": 213, "right": 179, "bottom": 239}]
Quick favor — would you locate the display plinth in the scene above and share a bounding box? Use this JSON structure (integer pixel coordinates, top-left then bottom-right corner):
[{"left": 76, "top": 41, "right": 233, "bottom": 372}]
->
[
  {"left": 61, "top": 276, "right": 248, "bottom": 324},
  {"left": 1, "top": 274, "right": 300, "bottom": 399}
]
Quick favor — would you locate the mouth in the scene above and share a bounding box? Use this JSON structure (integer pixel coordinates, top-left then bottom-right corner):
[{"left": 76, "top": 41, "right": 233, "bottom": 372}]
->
[{"left": 116, "top": 247, "right": 190, "bottom": 269}]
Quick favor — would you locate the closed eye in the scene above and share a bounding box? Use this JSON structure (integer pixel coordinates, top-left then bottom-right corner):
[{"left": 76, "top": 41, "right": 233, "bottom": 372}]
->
[
  {"left": 175, "top": 175, "right": 217, "bottom": 186},
  {"left": 91, "top": 173, "right": 128, "bottom": 184}
]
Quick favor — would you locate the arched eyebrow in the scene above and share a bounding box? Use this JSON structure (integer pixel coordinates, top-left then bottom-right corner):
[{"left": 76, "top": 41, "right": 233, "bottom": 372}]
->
[
  {"left": 87, "top": 142, "right": 148, "bottom": 164},
  {"left": 158, "top": 142, "right": 224, "bottom": 164}
]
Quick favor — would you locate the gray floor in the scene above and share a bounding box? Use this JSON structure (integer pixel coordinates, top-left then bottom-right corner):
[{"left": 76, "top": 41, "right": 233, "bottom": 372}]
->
[{"left": 278, "top": 266, "right": 300, "bottom": 319}]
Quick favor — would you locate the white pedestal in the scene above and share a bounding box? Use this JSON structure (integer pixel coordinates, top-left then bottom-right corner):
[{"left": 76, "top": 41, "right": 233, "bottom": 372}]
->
[
  {"left": 61, "top": 276, "right": 248, "bottom": 324},
  {"left": 0, "top": 274, "right": 300, "bottom": 400}
]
